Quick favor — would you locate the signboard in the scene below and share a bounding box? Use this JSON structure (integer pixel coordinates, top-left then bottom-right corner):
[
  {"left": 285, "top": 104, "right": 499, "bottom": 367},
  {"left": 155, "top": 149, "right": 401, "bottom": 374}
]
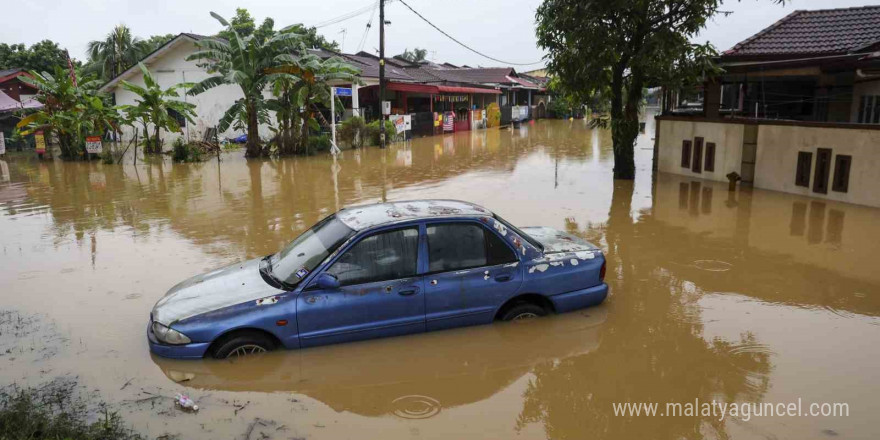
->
[
  {"left": 85, "top": 136, "right": 102, "bottom": 154},
  {"left": 0, "top": 132, "right": 5, "bottom": 155},
  {"left": 332, "top": 87, "right": 352, "bottom": 97},
  {"left": 391, "top": 115, "right": 406, "bottom": 134},
  {"left": 34, "top": 131, "right": 46, "bottom": 154},
  {"left": 404, "top": 114, "right": 412, "bottom": 131},
  {"left": 382, "top": 101, "right": 391, "bottom": 116}
]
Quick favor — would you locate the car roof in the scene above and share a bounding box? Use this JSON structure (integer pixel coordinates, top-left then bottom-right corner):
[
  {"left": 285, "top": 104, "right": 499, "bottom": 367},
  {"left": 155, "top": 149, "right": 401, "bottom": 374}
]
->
[{"left": 337, "top": 199, "right": 493, "bottom": 231}]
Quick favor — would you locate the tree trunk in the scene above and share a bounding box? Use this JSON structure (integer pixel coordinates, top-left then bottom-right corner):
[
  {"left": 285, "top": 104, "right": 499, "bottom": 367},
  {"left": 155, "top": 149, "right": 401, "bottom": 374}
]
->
[
  {"left": 154, "top": 126, "right": 161, "bottom": 154},
  {"left": 245, "top": 99, "right": 261, "bottom": 158},
  {"left": 610, "top": 66, "right": 638, "bottom": 180}
]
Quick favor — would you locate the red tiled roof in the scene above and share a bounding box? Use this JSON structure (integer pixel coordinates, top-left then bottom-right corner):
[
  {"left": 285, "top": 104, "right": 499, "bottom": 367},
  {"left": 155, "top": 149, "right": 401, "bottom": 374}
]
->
[{"left": 724, "top": 6, "right": 880, "bottom": 59}]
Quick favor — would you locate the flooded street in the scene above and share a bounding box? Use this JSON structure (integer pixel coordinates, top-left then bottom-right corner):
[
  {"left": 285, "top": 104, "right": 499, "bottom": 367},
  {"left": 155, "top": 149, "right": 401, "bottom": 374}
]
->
[{"left": 1, "top": 116, "right": 878, "bottom": 439}]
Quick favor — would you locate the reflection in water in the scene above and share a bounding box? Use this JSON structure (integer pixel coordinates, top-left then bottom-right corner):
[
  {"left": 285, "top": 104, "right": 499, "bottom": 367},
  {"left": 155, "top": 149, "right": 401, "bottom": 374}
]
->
[{"left": 1, "top": 118, "right": 878, "bottom": 439}]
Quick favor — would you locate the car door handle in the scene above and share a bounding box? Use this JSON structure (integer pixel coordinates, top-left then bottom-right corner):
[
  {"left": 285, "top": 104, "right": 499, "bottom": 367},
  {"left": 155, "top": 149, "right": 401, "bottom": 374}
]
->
[
  {"left": 398, "top": 288, "right": 419, "bottom": 296},
  {"left": 495, "top": 274, "right": 512, "bottom": 282}
]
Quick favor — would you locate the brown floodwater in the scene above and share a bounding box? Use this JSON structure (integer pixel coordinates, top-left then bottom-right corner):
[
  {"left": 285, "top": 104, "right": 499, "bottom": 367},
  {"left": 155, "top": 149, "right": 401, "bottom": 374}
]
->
[{"left": 1, "top": 115, "right": 878, "bottom": 439}]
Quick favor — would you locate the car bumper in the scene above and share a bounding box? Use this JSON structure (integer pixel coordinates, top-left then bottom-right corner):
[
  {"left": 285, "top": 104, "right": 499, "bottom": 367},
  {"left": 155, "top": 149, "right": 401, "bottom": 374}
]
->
[
  {"left": 147, "top": 322, "right": 211, "bottom": 359},
  {"left": 550, "top": 283, "right": 608, "bottom": 314}
]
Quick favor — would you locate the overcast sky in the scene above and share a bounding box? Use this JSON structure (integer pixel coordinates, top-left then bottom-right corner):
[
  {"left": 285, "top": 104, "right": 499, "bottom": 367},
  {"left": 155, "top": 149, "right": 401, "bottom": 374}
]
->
[{"left": 2, "top": 0, "right": 878, "bottom": 69}]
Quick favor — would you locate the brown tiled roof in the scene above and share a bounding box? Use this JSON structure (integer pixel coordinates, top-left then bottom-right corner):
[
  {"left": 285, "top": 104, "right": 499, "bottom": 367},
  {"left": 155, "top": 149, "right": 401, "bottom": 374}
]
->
[{"left": 724, "top": 6, "right": 880, "bottom": 59}]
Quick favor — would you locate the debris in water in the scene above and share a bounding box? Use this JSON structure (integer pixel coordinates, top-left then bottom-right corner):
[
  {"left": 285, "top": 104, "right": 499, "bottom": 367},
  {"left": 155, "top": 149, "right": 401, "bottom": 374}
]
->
[{"left": 175, "top": 393, "right": 199, "bottom": 412}]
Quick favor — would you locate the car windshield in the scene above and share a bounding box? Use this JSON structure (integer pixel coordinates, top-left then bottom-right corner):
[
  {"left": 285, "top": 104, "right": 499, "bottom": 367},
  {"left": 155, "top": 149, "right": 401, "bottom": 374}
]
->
[{"left": 270, "top": 215, "right": 355, "bottom": 285}]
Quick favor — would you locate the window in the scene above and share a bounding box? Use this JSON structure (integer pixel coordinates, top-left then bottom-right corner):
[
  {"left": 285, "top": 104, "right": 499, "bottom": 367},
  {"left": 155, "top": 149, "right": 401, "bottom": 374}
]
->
[
  {"left": 487, "top": 227, "right": 518, "bottom": 265},
  {"left": 271, "top": 215, "right": 354, "bottom": 285},
  {"left": 680, "top": 140, "right": 692, "bottom": 168},
  {"left": 832, "top": 155, "right": 852, "bottom": 193},
  {"left": 692, "top": 137, "right": 703, "bottom": 173},
  {"left": 857, "top": 95, "right": 880, "bottom": 124},
  {"left": 167, "top": 108, "right": 187, "bottom": 128},
  {"left": 704, "top": 142, "right": 716, "bottom": 172},
  {"left": 813, "top": 148, "right": 832, "bottom": 194},
  {"left": 795, "top": 151, "right": 812, "bottom": 187},
  {"left": 326, "top": 227, "right": 419, "bottom": 286},
  {"left": 427, "top": 223, "right": 516, "bottom": 273}
]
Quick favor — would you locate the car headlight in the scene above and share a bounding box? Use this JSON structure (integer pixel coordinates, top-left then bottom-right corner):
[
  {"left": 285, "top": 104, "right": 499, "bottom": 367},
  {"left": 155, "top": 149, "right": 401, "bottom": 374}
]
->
[{"left": 151, "top": 322, "right": 191, "bottom": 345}]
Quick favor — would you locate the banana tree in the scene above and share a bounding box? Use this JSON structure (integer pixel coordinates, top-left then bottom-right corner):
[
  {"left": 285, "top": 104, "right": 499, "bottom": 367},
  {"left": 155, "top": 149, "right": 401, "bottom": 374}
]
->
[
  {"left": 187, "top": 12, "right": 305, "bottom": 158},
  {"left": 120, "top": 62, "right": 196, "bottom": 154},
  {"left": 16, "top": 67, "right": 118, "bottom": 159}
]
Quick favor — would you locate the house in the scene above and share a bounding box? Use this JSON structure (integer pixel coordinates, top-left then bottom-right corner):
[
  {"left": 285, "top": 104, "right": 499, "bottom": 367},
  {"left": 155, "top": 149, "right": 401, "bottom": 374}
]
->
[
  {"left": 98, "top": 33, "right": 548, "bottom": 146},
  {"left": 0, "top": 69, "right": 37, "bottom": 103},
  {"left": 655, "top": 6, "right": 880, "bottom": 208}
]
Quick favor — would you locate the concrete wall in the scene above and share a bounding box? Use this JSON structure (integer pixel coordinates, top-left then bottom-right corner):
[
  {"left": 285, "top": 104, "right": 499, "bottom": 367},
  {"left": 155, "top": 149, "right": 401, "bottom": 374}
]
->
[
  {"left": 656, "top": 119, "right": 744, "bottom": 183},
  {"left": 657, "top": 117, "right": 880, "bottom": 208},
  {"left": 111, "top": 39, "right": 274, "bottom": 146},
  {"left": 754, "top": 124, "right": 880, "bottom": 207}
]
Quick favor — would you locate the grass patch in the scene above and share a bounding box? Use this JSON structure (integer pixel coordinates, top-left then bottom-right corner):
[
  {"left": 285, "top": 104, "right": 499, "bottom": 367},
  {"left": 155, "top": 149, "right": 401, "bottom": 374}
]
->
[{"left": 0, "top": 378, "right": 142, "bottom": 440}]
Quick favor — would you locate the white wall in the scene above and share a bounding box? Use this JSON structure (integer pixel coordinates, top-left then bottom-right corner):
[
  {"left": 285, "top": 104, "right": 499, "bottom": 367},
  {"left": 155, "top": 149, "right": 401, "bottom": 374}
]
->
[
  {"left": 111, "top": 38, "right": 274, "bottom": 147},
  {"left": 754, "top": 124, "right": 880, "bottom": 207},
  {"left": 656, "top": 119, "right": 744, "bottom": 183}
]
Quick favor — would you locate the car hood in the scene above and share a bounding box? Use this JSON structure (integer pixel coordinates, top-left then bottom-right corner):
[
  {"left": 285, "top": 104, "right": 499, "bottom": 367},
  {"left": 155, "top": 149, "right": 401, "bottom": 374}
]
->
[
  {"left": 519, "top": 226, "right": 599, "bottom": 254},
  {"left": 151, "top": 257, "right": 285, "bottom": 325}
]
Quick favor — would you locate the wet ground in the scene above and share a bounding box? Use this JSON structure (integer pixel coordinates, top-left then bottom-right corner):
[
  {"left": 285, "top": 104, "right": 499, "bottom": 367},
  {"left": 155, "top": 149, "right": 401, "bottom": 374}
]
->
[{"left": 1, "top": 115, "right": 878, "bottom": 439}]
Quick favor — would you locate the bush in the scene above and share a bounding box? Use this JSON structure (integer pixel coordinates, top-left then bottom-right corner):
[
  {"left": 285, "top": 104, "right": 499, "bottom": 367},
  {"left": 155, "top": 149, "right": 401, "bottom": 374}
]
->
[
  {"left": 308, "top": 134, "right": 332, "bottom": 152},
  {"left": 171, "top": 137, "right": 205, "bottom": 162},
  {"left": 338, "top": 116, "right": 366, "bottom": 148},
  {"left": 365, "top": 120, "right": 397, "bottom": 146}
]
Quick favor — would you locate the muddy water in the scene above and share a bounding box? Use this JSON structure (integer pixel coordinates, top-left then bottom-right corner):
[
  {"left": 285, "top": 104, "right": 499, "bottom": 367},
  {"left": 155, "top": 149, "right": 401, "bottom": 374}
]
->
[{"left": 1, "top": 116, "right": 879, "bottom": 439}]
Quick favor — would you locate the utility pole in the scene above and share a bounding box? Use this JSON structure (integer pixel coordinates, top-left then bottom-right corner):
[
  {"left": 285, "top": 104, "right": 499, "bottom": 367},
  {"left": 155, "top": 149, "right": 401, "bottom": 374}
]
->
[{"left": 379, "top": 0, "right": 386, "bottom": 148}]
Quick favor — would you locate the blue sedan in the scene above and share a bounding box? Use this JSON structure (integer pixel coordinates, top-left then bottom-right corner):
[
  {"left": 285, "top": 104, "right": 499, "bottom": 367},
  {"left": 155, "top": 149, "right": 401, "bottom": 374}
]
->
[{"left": 148, "top": 200, "right": 608, "bottom": 359}]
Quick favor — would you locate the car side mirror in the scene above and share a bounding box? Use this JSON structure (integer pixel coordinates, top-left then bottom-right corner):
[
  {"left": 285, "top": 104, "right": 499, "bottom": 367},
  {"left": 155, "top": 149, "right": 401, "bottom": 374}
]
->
[{"left": 314, "top": 273, "right": 340, "bottom": 290}]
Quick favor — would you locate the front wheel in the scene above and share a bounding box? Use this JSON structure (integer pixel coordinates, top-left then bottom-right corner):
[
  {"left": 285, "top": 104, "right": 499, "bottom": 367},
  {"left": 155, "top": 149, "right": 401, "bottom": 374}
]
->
[
  {"left": 211, "top": 331, "right": 276, "bottom": 359},
  {"left": 500, "top": 302, "right": 548, "bottom": 322}
]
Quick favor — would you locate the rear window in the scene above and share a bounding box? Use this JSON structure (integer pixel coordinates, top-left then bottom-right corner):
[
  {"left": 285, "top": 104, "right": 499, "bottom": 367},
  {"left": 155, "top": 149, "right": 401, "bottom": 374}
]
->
[{"left": 493, "top": 215, "right": 543, "bottom": 252}]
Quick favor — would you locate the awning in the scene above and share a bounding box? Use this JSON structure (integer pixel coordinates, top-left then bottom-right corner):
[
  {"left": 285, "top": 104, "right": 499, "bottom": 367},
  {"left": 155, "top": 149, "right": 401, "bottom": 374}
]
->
[
  {"left": 437, "top": 85, "right": 501, "bottom": 95},
  {"left": 386, "top": 82, "right": 439, "bottom": 94}
]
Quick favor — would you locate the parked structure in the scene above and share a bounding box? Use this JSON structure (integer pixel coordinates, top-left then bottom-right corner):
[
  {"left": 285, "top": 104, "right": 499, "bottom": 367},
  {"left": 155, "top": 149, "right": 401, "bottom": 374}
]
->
[
  {"left": 98, "top": 34, "right": 548, "bottom": 145},
  {"left": 655, "top": 6, "right": 880, "bottom": 208}
]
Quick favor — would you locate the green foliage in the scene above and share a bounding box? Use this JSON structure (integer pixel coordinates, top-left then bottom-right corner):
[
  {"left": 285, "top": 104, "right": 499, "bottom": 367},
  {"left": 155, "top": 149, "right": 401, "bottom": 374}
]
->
[
  {"left": 338, "top": 116, "right": 366, "bottom": 148},
  {"left": 283, "top": 24, "right": 340, "bottom": 51},
  {"left": 16, "top": 67, "right": 120, "bottom": 160},
  {"left": 216, "top": 8, "right": 276, "bottom": 44},
  {"left": 142, "top": 34, "right": 176, "bottom": 52},
  {"left": 191, "top": 11, "right": 359, "bottom": 157},
  {"left": 86, "top": 25, "right": 149, "bottom": 81},
  {"left": 308, "top": 133, "right": 332, "bottom": 152},
  {"left": 0, "top": 40, "right": 71, "bottom": 73},
  {"left": 171, "top": 137, "right": 205, "bottom": 162},
  {"left": 365, "top": 120, "right": 396, "bottom": 146},
  {"left": 397, "top": 48, "right": 428, "bottom": 63},
  {"left": 535, "top": 0, "right": 745, "bottom": 179},
  {"left": 0, "top": 380, "right": 143, "bottom": 440},
  {"left": 120, "top": 63, "right": 196, "bottom": 154}
]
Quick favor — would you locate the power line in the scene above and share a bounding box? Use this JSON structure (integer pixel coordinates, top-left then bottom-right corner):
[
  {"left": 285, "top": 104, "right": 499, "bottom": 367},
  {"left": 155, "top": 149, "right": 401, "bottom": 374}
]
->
[
  {"left": 314, "top": 1, "right": 382, "bottom": 28},
  {"left": 357, "top": 0, "right": 380, "bottom": 52},
  {"left": 396, "top": 0, "right": 544, "bottom": 67}
]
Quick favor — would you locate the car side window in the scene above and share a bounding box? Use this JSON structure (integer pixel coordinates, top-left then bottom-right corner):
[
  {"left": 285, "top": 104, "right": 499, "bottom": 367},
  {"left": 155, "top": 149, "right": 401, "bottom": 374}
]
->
[
  {"left": 326, "top": 227, "right": 419, "bottom": 286},
  {"left": 487, "top": 227, "right": 518, "bottom": 265},
  {"left": 427, "top": 223, "right": 487, "bottom": 272}
]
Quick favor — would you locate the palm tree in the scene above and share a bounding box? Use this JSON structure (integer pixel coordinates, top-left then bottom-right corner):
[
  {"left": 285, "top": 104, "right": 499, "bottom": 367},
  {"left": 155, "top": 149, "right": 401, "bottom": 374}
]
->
[
  {"left": 281, "top": 52, "right": 359, "bottom": 155},
  {"left": 87, "top": 25, "right": 149, "bottom": 81},
  {"left": 187, "top": 12, "right": 304, "bottom": 158},
  {"left": 268, "top": 44, "right": 359, "bottom": 155},
  {"left": 120, "top": 62, "right": 196, "bottom": 154}
]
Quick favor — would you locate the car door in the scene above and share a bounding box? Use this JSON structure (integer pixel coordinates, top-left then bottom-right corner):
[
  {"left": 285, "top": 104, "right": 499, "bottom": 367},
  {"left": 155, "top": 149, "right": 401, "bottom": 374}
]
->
[
  {"left": 296, "top": 226, "right": 425, "bottom": 348},
  {"left": 423, "top": 221, "right": 523, "bottom": 331}
]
